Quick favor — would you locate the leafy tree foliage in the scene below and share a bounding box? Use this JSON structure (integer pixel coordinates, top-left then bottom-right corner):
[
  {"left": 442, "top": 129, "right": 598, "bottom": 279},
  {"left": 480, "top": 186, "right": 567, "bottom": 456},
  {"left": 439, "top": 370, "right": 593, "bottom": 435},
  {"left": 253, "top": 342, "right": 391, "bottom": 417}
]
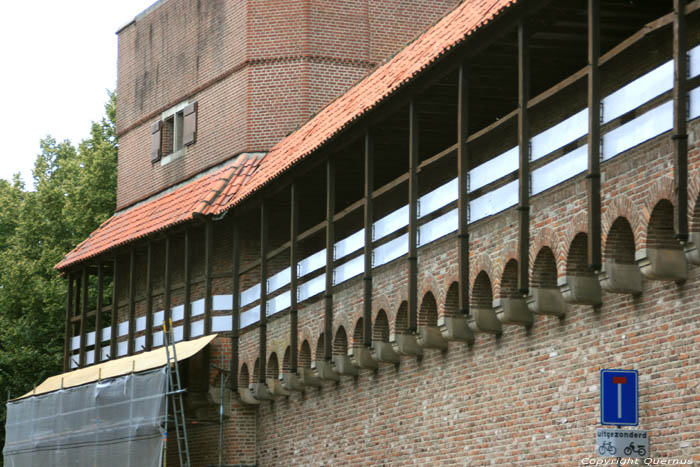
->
[{"left": 0, "top": 92, "right": 117, "bottom": 455}]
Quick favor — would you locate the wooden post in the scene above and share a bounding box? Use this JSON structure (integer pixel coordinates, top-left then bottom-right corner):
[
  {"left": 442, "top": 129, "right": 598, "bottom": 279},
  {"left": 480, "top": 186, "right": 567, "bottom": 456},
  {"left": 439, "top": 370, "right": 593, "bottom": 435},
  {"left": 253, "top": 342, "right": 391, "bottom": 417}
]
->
[
  {"left": 290, "top": 183, "right": 300, "bottom": 371},
  {"left": 127, "top": 248, "right": 136, "bottom": 356},
  {"left": 457, "top": 63, "right": 470, "bottom": 314},
  {"left": 674, "top": 0, "right": 689, "bottom": 242},
  {"left": 164, "top": 235, "right": 172, "bottom": 326},
  {"left": 587, "top": 0, "right": 602, "bottom": 272},
  {"left": 145, "top": 241, "right": 154, "bottom": 350},
  {"left": 517, "top": 20, "right": 530, "bottom": 296},
  {"left": 325, "top": 159, "right": 336, "bottom": 360},
  {"left": 95, "top": 261, "right": 104, "bottom": 362},
  {"left": 183, "top": 228, "right": 192, "bottom": 340},
  {"left": 110, "top": 257, "right": 119, "bottom": 359},
  {"left": 204, "top": 219, "right": 213, "bottom": 335},
  {"left": 363, "top": 131, "right": 374, "bottom": 347},
  {"left": 231, "top": 220, "right": 241, "bottom": 390},
  {"left": 259, "top": 202, "right": 268, "bottom": 381},
  {"left": 408, "top": 100, "right": 419, "bottom": 332},
  {"left": 63, "top": 272, "right": 73, "bottom": 371},
  {"left": 79, "top": 267, "right": 88, "bottom": 367}
]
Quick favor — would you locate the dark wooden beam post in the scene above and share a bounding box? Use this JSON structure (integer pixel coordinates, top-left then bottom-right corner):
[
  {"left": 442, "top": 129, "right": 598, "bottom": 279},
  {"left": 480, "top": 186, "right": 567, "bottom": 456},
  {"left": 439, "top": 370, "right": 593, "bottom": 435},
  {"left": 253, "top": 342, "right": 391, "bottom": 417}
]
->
[
  {"left": 230, "top": 220, "right": 241, "bottom": 390},
  {"left": 363, "top": 131, "right": 374, "bottom": 347},
  {"left": 95, "top": 261, "right": 104, "bottom": 362},
  {"left": 325, "top": 158, "right": 336, "bottom": 360},
  {"left": 204, "top": 219, "right": 213, "bottom": 335},
  {"left": 145, "top": 241, "right": 154, "bottom": 350},
  {"left": 183, "top": 228, "right": 192, "bottom": 340},
  {"left": 110, "top": 257, "right": 119, "bottom": 359},
  {"left": 517, "top": 20, "right": 531, "bottom": 296},
  {"left": 63, "top": 272, "right": 73, "bottom": 371},
  {"left": 290, "top": 184, "right": 300, "bottom": 371},
  {"left": 164, "top": 235, "right": 172, "bottom": 326},
  {"left": 587, "top": 0, "right": 602, "bottom": 272},
  {"left": 457, "top": 63, "right": 470, "bottom": 314},
  {"left": 78, "top": 267, "right": 88, "bottom": 367},
  {"left": 259, "top": 202, "right": 269, "bottom": 382},
  {"left": 408, "top": 100, "right": 419, "bottom": 332},
  {"left": 674, "top": 0, "right": 689, "bottom": 242},
  {"left": 127, "top": 248, "right": 136, "bottom": 356}
]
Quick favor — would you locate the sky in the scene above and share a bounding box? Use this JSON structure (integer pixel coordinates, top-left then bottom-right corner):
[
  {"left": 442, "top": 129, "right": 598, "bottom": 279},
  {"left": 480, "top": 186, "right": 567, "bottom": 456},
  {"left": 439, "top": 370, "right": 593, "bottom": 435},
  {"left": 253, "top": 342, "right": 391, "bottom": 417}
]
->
[{"left": 0, "top": 0, "right": 157, "bottom": 187}]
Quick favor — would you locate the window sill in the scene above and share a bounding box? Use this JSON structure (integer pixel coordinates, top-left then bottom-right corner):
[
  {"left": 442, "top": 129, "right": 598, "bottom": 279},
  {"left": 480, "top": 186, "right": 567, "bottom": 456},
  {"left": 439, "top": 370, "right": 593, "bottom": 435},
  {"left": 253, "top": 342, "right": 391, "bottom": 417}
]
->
[{"left": 160, "top": 148, "right": 185, "bottom": 166}]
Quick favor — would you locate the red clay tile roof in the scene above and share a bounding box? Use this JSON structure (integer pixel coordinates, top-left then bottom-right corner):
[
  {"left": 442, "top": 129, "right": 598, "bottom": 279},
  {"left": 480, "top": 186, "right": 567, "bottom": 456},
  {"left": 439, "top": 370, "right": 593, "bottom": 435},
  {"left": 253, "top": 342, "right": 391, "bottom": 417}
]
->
[{"left": 56, "top": 0, "right": 514, "bottom": 270}]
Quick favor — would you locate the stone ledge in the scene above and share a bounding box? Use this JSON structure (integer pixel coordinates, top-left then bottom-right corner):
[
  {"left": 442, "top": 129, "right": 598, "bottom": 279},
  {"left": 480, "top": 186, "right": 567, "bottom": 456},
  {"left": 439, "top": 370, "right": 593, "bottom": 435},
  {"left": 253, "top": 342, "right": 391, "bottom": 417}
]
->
[
  {"left": 598, "top": 261, "right": 642, "bottom": 295},
  {"left": 390, "top": 333, "right": 423, "bottom": 357},
  {"left": 467, "top": 308, "right": 503, "bottom": 335},
  {"left": 237, "top": 387, "right": 260, "bottom": 405},
  {"left": 349, "top": 346, "right": 378, "bottom": 370},
  {"left": 494, "top": 297, "right": 533, "bottom": 327},
  {"left": 280, "top": 372, "right": 305, "bottom": 392},
  {"left": 558, "top": 275, "right": 602, "bottom": 306},
  {"left": 438, "top": 315, "right": 475, "bottom": 343},
  {"left": 332, "top": 354, "right": 359, "bottom": 376},
  {"left": 416, "top": 326, "right": 448, "bottom": 350},
  {"left": 314, "top": 360, "right": 340, "bottom": 382},
  {"left": 635, "top": 247, "right": 688, "bottom": 281},
  {"left": 526, "top": 287, "right": 566, "bottom": 317},
  {"left": 298, "top": 367, "right": 322, "bottom": 387},
  {"left": 250, "top": 382, "right": 274, "bottom": 401},
  {"left": 372, "top": 341, "right": 400, "bottom": 364},
  {"left": 266, "top": 378, "right": 290, "bottom": 397},
  {"left": 684, "top": 231, "right": 700, "bottom": 265}
]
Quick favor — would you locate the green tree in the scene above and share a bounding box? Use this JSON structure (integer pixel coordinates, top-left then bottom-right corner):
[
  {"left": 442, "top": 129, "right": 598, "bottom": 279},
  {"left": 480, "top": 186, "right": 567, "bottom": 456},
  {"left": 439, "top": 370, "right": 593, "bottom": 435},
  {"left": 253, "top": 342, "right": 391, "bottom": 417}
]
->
[{"left": 0, "top": 92, "right": 117, "bottom": 458}]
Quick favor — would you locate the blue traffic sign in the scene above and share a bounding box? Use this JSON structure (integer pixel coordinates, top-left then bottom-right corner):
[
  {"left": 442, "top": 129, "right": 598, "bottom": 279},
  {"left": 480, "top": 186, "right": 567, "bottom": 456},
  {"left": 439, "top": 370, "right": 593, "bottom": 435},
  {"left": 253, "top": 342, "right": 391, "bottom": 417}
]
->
[{"left": 600, "top": 369, "right": 638, "bottom": 426}]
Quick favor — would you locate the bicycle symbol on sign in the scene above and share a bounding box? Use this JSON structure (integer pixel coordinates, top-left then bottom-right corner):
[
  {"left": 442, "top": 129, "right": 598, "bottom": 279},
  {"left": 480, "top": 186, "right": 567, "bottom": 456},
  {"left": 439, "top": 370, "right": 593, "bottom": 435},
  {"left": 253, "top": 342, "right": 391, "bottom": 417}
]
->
[
  {"left": 624, "top": 442, "right": 646, "bottom": 457},
  {"left": 598, "top": 441, "right": 617, "bottom": 455}
]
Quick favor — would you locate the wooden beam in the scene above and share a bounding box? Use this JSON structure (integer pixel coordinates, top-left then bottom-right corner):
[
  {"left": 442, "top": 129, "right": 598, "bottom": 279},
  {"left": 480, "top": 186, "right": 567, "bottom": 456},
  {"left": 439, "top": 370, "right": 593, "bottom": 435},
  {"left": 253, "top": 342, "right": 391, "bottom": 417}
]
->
[
  {"left": 325, "top": 159, "right": 335, "bottom": 360},
  {"left": 204, "top": 219, "right": 213, "bottom": 335},
  {"left": 63, "top": 272, "right": 73, "bottom": 371},
  {"left": 290, "top": 184, "right": 300, "bottom": 371},
  {"left": 408, "top": 100, "right": 419, "bottom": 332},
  {"left": 259, "top": 201, "right": 268, "bottom": 382},
  {"left": 79, "top": 267, "right": 88, "bottom": 367},
  {"left": 587, "top": 0, "right": 602, "bottom": 272},
  {"left": 517, "top": 20, "right": 530, "bottom": 296},
  {"left": 95, "top": 261, "right": 104, "bottom": 362},
  {"left": 127, "top": 248, "right": 136, "bottom": 356},
  {"left": 363, "top": 131, "right": 374, "bottom": 347},
  {"left": 145, "top": 241, "right": 154, "bottom": 350},
  {"left": 183, "top": 228, "right": 192, "bottom": 340},
  {"left": 110, "top": 257, "right": 119, "bottom": 360},
  {"left": 231, "top": 220, "right": 241, "bottom": 390},
  {"left": 674, "top": 0, "right": 689, "bottom": 242},
  {"left": 458, "top": 63, "right": 470, "bottom": 316}
]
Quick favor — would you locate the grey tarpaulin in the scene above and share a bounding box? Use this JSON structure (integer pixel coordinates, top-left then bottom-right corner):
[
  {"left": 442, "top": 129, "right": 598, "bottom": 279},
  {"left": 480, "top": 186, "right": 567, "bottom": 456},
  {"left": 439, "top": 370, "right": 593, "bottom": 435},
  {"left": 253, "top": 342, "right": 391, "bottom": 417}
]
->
[{"left": 3, "top": 367, "right": 167, "bottom": 467}]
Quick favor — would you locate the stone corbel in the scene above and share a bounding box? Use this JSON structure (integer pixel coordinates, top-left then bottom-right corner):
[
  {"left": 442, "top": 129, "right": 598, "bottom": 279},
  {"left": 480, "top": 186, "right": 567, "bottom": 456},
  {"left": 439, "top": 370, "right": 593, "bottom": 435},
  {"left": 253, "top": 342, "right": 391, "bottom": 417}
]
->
[
  {"left": 349, "top": 346, "right": 378, "bottom": 370},
  {"left": 298, "top": 367, "right": 322, "bottom": 387},
  {"left": 684, "top": 231, "right": 700, "bottom": 265},
  {"left": 280, "top": 372, "right": 305, "bottom": 392},
  {"left": 557, "top": 275, "right": 602, "bottom": 306},
  {"left": 438, "top": 315, "right": 475, "bottom": 343},
  {"left": 466, "top": 308, "right": 503, "bottom": 335},
  {"left": 493, "top": 297, "right": 533, "bottom": 327},
  {"left": 237, "top": 387, "right": 260, "bottom": 405},
  {"left": 635, "top": 247, "right": 687, "bottom": 281},
  {"left": 416, "top": 325, "right": 448, "bottom": 350},
  {"left": 598, "top": 261, "right": 642, "bottom": 295},
  {"left": 526, "top": 287, "right": 566, "bottom": 317},
  {"left": 208, "top": 384, "right": 233, "bottom": 417},
  {"left": 372, "top": 340, "right": 401, "bottom": 364},
  {"left": 313, "top": 360, "right": 340, "bottom": 382},
  {"left": 250, "top": 382, "right": 275, "bottom": 401},
  {"left": 390, "top": 333, "right": 423, "bottom": 357},
  {"left": 266, "top": 377, "right": 291, "bottom": 397},
  {"left": 332, "top": 354, "right": 360, "bottom": 376}
]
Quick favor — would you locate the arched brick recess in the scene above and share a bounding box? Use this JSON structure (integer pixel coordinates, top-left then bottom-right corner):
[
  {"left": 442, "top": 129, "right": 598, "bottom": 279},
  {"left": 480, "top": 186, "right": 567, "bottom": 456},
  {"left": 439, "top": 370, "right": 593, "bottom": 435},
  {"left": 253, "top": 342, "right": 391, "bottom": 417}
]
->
[
  {"left": 531, "top": 247, "right": 558, "bottom": 288},
  {"left": 315, "top": 333, "right": 326, "bottom": 361},
  {"left": 333, "top": 311, "right": 353, "bottom": 339},
  {"left": 604, "top": 217, "right": 636, "bottom": 263},
  {"left": 469, "top": 254, "right": 497, "bottom": 293},
  {"left": 491, "top": 243, "right": 518, "bottom": 297},
  {"left": 418, "top": 292, "right": 438, "bottom": 327},
  {"left": 269, "top": 337, "right": 286, "bottom": 360},
  {"left": 238, "top": 363, "right": 250, "bottom": 389},
  {"left": 471, "top": 271, "right": 493, "bottom": 308},
  {"left": 602, "top": 194, "right": 643, "bottom": 253},
  {"left": 352, "top": 317, "right": 364, "bottom": 348},
  {"left": 373, "top": 310, "right": 390, "bottom": 342},
  {"left": 372, "top": 294, "right": 393, "bottom": 329},
  {"left": 529, "top": 226, "right": 563, "bottom": 278},
  {"left": 691, "top": 188, "right": 700, "bottom": 233},
  {"left": 566, "top": 232, "right": 590, "bottom": 276},
  {"left": 282, "top": 346, "right": 292, "bottom": 372},
  {"left": 419, "top": 275, "right": 441, "bottom": 311},
  {"left": 560, "top": 212, "right": 588, "bottom": 262},
  {"left": 444, "top": 282, "right": 459, "bottom": 317},
  {"left": 499, "top": 259, "right": 519, "bottom": 299},
  {"left": 253, "top": 358, "right": 261, "bottom": 381},
  {"left": 647, "top": 199, "right": 682, "bottom": 250},
  {"left": 333, "top": 326, "right": 348, "bottom": 355},
  {"left": 395, "top": 301, "right": 409, "bottom": 335},
  {"left": 299, "top": 340, "right": 312, "bottom": 369},
  {"left": 639, "top": 176, "right": 675, "bottom": 247},
  {"left": 689, "top": 173, "right": 700, "bottom": 231},
  {"left": 266, "top": 352, "right": 279, "bottom": 379}
]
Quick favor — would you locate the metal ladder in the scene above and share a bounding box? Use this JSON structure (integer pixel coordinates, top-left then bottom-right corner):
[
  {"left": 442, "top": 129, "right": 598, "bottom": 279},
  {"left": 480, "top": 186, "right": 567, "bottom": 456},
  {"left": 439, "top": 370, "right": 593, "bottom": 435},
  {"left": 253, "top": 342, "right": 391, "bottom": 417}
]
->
[{"left": 163, "top": 319, "right": 191, "bottom": 467}]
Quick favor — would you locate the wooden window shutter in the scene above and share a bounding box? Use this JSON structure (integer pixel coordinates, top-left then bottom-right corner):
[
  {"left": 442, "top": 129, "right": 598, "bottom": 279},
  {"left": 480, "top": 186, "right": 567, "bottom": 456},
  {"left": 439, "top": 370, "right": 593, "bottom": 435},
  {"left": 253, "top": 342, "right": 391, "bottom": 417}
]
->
[
  {"left": 150, "top": 120, "right": 163, "bottom": 162},
  {"left": 183, "top": 101, "right": 198, "bottom": 146}
]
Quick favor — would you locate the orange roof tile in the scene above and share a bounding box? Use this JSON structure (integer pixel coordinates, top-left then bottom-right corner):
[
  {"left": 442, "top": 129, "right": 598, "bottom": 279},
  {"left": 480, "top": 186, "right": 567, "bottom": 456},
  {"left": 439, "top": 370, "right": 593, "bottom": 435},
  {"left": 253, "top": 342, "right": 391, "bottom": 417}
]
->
[{"left": 56, "top": 0, "right": 514, "bottom": 270}]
